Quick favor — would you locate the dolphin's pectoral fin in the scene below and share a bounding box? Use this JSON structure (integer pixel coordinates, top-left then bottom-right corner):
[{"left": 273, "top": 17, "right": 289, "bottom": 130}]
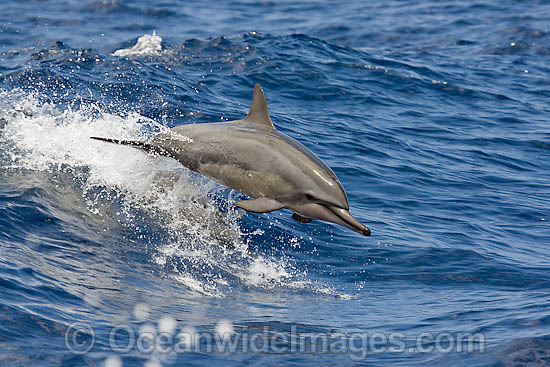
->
[
  {"left": 242, "top": 84, "right": 276, "bottom": 130},
  {"left": 235, "top": 197, "right": 284, "bottom": 213},
  {"left": 292, "top": 213, "right": 313, "bottom": 224}
]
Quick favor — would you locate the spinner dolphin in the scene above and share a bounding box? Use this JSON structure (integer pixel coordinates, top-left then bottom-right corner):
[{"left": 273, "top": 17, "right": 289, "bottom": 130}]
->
[{"left": 92, "top": 84, "right": 371, "bottom": 236}]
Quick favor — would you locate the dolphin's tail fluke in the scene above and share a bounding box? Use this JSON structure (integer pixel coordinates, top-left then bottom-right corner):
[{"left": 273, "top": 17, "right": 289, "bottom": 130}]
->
[{"left": 90, "top": 136, "right": 169, "bottom": 156}]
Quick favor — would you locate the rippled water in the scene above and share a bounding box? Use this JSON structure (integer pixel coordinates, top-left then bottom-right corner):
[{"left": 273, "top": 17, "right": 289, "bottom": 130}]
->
[{"left": 1, "top": 1, "right": 549, "bottom": 366}]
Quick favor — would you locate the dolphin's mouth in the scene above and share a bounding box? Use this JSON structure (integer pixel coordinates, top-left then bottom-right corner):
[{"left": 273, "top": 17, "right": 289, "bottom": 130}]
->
[
  {"left": 326, "top": 205, "right": 371, "bottom": 236},
  {"left": 290, "top": 202, "right": 371, "bottom": 237}
]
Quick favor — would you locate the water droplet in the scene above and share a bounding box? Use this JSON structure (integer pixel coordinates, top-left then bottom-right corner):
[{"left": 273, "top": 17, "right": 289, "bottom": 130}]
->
[
  {"left": 104, "top": 356, "right": 122, "bottom": 367},
  {"left": 215, "top": 319, "right": 234, "bottom": 340},
  {"left": 134, "top": 302, "right": 151, "bottom": 321},
  {"left": 158, "top": 316, "right": 177, "bottom": 335}
]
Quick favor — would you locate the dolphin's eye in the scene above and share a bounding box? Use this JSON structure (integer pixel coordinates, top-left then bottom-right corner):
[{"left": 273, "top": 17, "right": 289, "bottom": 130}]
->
[{"left": 305, "top": 193, "right": 315, "bottom": 201}]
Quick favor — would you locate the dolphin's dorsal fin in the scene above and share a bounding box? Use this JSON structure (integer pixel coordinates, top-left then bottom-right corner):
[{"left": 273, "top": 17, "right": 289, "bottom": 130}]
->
[{"left": 243, "top": 84, "right": 275, "bottom": 129}]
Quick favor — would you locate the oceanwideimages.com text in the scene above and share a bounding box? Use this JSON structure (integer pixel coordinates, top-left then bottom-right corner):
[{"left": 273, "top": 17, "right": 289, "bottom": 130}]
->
[{"left": 65, "top": 321, "right": 485, "bottom": 361}]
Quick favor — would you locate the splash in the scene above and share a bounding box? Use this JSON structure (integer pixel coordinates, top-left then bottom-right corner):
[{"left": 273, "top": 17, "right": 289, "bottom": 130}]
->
[
  {"left": 113, "top": 31, "right": 163, "bottom": 57},
  {"left": 0, "top": 89, "right": 327, "bottom": 297}
]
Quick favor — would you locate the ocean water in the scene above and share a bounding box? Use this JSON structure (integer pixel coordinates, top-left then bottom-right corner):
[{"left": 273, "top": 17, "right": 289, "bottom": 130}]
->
[{"left": 0, "top": 0, "right": 549, "bottom": 366}]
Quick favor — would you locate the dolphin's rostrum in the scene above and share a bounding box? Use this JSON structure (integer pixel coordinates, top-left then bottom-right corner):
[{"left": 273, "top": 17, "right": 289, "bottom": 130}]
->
[{"left": 92, "top": 84, "right": 371, "bottom": 236}]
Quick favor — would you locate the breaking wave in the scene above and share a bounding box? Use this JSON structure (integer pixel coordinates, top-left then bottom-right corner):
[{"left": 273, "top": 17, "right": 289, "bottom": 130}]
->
[{"left": 0, "top": 89, "right": 340, "bottom": 298}]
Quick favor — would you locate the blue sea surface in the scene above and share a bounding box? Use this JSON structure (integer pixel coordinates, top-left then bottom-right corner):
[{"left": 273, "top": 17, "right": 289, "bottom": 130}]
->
[{"left": 0, "top": 0, "right": 549, "bottom": 366}]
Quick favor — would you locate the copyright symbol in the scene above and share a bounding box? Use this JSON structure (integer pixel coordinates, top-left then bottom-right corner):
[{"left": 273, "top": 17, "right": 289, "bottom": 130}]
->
[{"left": 65, "top": 322, "right": 95, "bottom": 354}]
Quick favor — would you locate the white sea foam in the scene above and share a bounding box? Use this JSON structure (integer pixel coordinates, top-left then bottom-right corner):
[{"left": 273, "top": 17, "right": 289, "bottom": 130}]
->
[
  {"left": 113, "top": 31, "right": 163, "bottom": 57},
  {"left": 0, "top": 89, "right": 336, "bottom": 298}
]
